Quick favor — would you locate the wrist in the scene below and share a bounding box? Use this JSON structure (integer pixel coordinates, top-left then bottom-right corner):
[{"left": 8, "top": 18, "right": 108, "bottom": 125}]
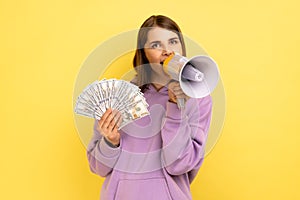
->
[{"left": 104, "top": 137, "right": 120, "bottom": 148}]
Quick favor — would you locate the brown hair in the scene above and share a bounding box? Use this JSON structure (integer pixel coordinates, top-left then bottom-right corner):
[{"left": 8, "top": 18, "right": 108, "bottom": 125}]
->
[{"left": 133, "top": 15, "right": 186, "bottom": 92}]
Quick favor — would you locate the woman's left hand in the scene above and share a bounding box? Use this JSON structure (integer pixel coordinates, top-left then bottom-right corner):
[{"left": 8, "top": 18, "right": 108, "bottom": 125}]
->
[{"left": 167, "top": 81, "right": 190, "bottom": 103}]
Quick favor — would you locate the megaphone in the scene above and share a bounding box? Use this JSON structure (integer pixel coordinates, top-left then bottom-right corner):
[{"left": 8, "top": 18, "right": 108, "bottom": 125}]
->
[{"left": 163, "top": 52, "right": 220, "bottom": 109}]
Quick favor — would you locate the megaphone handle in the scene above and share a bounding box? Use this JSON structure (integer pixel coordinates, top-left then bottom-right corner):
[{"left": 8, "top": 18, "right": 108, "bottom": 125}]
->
[{"left": 177, "top": 98, "right": 185, "bottom": 109}]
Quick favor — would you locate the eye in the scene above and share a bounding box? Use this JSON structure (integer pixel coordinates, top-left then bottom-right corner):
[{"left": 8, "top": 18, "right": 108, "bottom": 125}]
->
[
  {"left": 169, "top": 39, "right": 179, "bottom": 45},
  {"left": 150, "top": 42, "right": 161, "bottom": 49}
]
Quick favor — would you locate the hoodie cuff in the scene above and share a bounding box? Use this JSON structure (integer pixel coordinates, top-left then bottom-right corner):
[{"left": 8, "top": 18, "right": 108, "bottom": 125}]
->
[{"left": 99, "top": 137, "right": 121, "bottom": 158}]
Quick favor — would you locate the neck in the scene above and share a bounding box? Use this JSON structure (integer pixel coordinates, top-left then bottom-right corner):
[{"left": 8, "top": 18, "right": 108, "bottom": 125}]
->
[{"left": 150, "top": 71, "right": 171, "bottom": 90}]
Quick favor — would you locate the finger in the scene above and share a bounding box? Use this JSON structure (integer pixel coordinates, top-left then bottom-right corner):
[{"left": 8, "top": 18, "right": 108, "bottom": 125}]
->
[
  {"left": 168, "top": 81, "right": 179, "bottom": 90},
  {"left": 170, "top": 89, "right": 188, "bottom": 101},
  {"left": 171, "top": 85, "right": 183, "bottom": 91},
  {"left": 113, "top": 112, "right": 123, "bottom": 129},
  {"left": 98, "top": 108, "right": 112, "bottom": 128},
  {"left": 175, "top": 94, "right": 186, "bottom": 100},
  {"left": 112, "top": 123, "right": 119, "bottom": 134},
  {"left": 107, "top": 121, "right": 115, "bottom": 132},
  {"left": 169, "top": 86, "right": 183, "bottom": 94},
  {"left": 106, "top": 110, "right": 121, "bottom": 132},
  {"left": 109, "top": 110, "right": 120, "bottom": 130},
  {"left": 106, "top": 111, "right": 115, "bottom": 124},
  {"left": 168, "top": 89, "right": 174, "bottom": 96},
  {"left": 168, "top": 80, "right": 179, "bottom": 86},
  {"left": 103, "top": 112, "right": 115, "bottom": 129},
  {"left": 174, "top": 92, "right": 187, "bottom": 99},
  {"left": 173, "top": 90, "right": 185, "bottom": 96},
  {"left": 170, "top": 92, "right": 177, "bottom": 100},
  {"left": 111, "top": 109, "right": 120, "bottom": 124},
  {"left": 171, "top": 82, "right": 180, "bottom": 87}
]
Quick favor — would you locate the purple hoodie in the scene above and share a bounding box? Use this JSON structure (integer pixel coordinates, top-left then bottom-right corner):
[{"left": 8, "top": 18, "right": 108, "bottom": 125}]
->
[{"left": 87, "top": 84, "right": 212, "bottom": 200}]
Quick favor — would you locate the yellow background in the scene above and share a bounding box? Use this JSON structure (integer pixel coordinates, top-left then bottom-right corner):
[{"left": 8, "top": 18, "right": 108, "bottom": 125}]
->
[{"left": 1, "top": 0, "right": 300, "bottom": 199}]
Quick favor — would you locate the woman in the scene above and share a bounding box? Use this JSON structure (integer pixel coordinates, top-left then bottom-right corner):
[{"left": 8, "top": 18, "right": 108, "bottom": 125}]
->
[{"left": 87, "top": 15, "right": 212, "bottom": 200}]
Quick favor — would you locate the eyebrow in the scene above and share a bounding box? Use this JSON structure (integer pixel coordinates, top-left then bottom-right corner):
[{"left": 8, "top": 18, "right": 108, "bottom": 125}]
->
[
  {"left": 148, "top": 37, "right": 180, "bottom": 44},
  {"left": 168, "top": 37, "right": 180, "bottom": 41},
  {"left": 149, "top": 40, "right": 161, "bottom": 45}
]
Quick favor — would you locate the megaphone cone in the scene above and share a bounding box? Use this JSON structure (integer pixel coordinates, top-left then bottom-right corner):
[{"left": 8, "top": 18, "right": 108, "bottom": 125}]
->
[
  {"left": 163, "top": 53, "right": 219, "bottom": 108},
  {"left": 179, "top": 55, "right": 219, "bottom": 98}
]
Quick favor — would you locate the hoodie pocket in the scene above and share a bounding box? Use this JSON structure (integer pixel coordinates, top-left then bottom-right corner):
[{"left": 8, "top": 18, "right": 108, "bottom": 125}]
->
[{"left": 114, "top": 178, "right": 172, "bottom": 200}]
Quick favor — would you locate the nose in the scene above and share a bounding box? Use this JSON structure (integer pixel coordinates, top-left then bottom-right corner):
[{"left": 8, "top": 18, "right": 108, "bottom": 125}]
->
[{"left": 162, "top": 48, "right": 173, "bottom": 56}]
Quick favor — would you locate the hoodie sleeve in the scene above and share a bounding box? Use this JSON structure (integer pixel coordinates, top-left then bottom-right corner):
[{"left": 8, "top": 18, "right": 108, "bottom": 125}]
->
[
  {"left": 86, "top": 121, "right": 121, "bottom": 177},
  {"left": 161, "top": 95, "right": 212, "bottom": 179}
]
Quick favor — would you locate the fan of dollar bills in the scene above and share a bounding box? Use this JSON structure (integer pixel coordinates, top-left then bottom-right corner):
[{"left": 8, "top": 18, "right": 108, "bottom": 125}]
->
[{"left": 74, "top": 79, "right": 150, "bottom": 129}]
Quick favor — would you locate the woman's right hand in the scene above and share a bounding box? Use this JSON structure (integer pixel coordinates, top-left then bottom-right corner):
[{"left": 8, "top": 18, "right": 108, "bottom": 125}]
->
[{"left": 96, "top": 108, "right": 122, "bottom": 147}]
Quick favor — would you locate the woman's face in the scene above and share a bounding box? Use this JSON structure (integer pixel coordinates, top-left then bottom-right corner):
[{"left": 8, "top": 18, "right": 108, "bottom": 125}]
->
[{"left": 144, "top": 27, "right": 183, "bottom": 75}]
